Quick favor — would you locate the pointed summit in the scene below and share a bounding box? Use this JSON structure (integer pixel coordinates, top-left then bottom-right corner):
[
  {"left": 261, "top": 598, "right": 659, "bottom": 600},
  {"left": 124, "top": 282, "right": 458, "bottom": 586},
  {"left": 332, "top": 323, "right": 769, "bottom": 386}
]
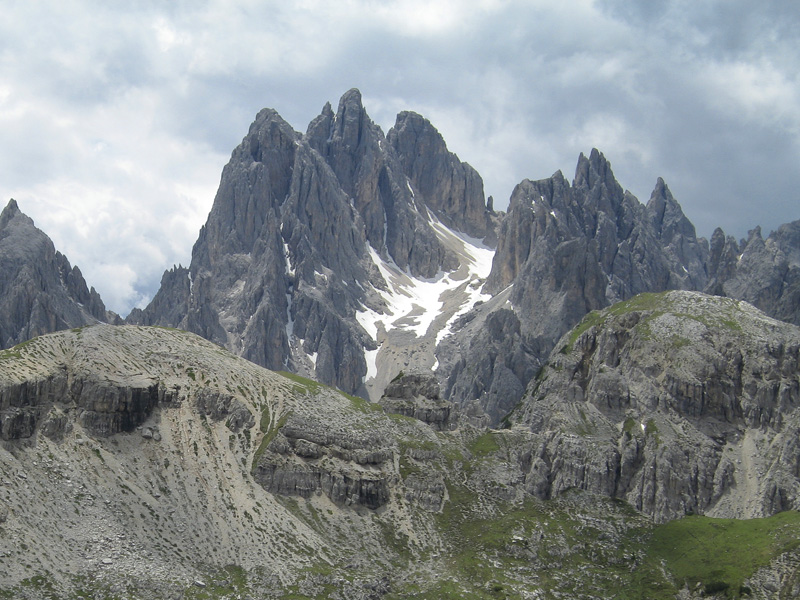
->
[
  {"left": 387, "top": 111, "right": 495, "bottom": 242},
  {"left": 573, "top": 148, "right": 618, "bottom": 191},
  {"left": 1, "top": 198, "right": 19, "bottom": 216},
  {"left": 0, "top": 199, "right": 26, "bottom": 234},
  {"left": 0, "top": 199, "right": 112, "bottom": 348}
]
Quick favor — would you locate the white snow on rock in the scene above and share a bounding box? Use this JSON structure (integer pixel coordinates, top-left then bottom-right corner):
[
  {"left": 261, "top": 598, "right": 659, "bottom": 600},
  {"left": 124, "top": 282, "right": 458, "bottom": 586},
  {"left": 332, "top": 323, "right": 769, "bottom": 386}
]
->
[{"left": 355, "top": 214, "right": 494, "bottom": 388}]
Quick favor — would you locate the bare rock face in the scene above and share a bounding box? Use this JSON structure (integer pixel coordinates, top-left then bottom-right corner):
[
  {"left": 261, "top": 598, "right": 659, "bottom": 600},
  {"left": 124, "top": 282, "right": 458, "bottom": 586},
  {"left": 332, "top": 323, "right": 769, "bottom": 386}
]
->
[
  {"left": 440, "top": 304, "right": 537, "bottom": 425},
  {"left": 0, "top": 200, "right": 114, "bottom": 349},
  {"left": 708, "top": 221, "right": 800, "bottom": 327},
  {"left": 0, "top": 370, "right": 175, "bottom": 441},
  {"left": 387, "top": 110, "right": 496, "bottom": 244},
  {"left": 132, "top": 89, "right": 494, "bottom": 397},
  {"left": 514, "top": 291, "right": 800, "bottom": 522},
  {"left": 485, "top": 150, "right": 708, "bottom": 340},
  {"left": 379, "top": 372, "right": 456, "bottom": 431},
  {"left": 445, "top": 151, "right": 709, "bottom": 425},
  {"left": 252, "top": 412, "right": 394, "bottom": 509},
  {"left": 195, "top": 388, "right": 255, "bottom": 433}
]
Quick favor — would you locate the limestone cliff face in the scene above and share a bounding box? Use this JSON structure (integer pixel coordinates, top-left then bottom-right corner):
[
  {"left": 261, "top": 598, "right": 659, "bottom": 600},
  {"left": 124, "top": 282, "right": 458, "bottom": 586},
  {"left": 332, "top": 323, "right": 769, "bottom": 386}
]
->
[
  {"left": 378, "top": 372, "right": 457, "bottom": 431},
  {"left": 0, "top": 200, "right": 114, "bottom": 349},
  {"left": 514, "top": 291, "right": 800, "bottom": 522},
  {"left": 706, "top": 220, "right": 800, "bottom": 326},
  {"left": 442, "top": 151, "right": 709, "bottom": 425},
  {"left": 132, "top": 89, "right": 493, "bottom": 397},
  {"left": 485, "top": 150, "right": 708, "bottom": 343},
  {"left": 253, "top": 411, "right": 394, "bottom": 509},
  {"left": 387, "top": 110, "right": 496, "bottom": 244}
]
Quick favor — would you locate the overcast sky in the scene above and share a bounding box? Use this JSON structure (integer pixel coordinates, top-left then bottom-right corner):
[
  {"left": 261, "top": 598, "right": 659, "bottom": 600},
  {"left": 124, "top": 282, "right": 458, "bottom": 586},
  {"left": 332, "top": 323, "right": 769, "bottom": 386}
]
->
[{"left": 1, "top": 1, "right": 798, "bottom": 316}]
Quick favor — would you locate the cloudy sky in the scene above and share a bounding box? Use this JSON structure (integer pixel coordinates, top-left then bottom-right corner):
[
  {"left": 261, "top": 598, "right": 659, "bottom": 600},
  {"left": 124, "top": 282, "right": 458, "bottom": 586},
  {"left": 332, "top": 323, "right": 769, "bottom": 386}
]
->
[{"left": 1, "top": 1, "right": 798, "bottom": 316}]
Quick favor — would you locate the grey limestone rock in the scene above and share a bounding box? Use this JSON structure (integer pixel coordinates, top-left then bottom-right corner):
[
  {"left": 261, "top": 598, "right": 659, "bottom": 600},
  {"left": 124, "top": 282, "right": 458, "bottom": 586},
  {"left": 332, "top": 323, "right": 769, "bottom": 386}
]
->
[
  {"left": 443, "top": 150, "right": 711, "bottom": 425},
  {"left": 0, "top": 374, "right": 162, "bottom": 440},
  {"left": 252, "top": 412, "right": 394, "bottom": 509},
  {"left": 515, "top": 290, "right": 800, "bottom": 522},
  {"left": 709, "top": 221, "right": 800, "bottom": 326},
  {"left": 0, "top": 199, "right": 114, "bottom": 349},
  {"left": 379, "top": 372, "right": 456, "bottom": 431},
  {"left": 132, "top": 89, "right": 495, "bottom": 397},
  {"left": 195, "top": 388, "right": 255, "bottom": 433},
  {"left": 387, "top": 110, "right": 496, "bottom": 244},
  {"left": 440, "top": 306, "right": 537, "bottom": 425}
]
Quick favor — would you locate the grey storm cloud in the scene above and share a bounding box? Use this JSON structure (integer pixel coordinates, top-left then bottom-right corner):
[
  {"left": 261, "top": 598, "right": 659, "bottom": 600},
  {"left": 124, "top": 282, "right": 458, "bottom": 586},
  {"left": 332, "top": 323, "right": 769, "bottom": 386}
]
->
[{"left": 0, "top": 0, "right": 798, "bottom": 316}]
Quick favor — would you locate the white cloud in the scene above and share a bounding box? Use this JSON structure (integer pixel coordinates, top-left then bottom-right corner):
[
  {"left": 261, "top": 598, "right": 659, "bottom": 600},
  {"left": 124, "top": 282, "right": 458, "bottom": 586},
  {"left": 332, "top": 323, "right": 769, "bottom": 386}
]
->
[{"left": 0, "top": 0, "right": 798, "bottom": 315}]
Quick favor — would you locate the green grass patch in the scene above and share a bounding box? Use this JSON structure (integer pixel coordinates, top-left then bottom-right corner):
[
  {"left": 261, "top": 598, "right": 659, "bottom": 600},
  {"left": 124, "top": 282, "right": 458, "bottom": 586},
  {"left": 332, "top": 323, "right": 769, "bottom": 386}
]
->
[
  {"left": 278, "top": 371, "right": 322, "bottom": 395},
  {"left": 259, "top": 404, "right": 271, "bottom": 433},
  {"left": 0, "top": 337, "right": 37, "bottom": 361},
  {"left": 252, "top": 411, "right": 291, "bottom": 469},
  {"left": 277, "top": 371, "right": 379, "bottom": 413},
  {"left": 566, "top": 309, "right": 607, "bottom": 350},
  {"left": 642, "top": 511, "right": 800, "bottom": 598},
  {"left": 468, "top": 431, "right": 501, "bottom": 458},
  {"left": 181, "top": 565, "right": 251, "bottom": 600}
]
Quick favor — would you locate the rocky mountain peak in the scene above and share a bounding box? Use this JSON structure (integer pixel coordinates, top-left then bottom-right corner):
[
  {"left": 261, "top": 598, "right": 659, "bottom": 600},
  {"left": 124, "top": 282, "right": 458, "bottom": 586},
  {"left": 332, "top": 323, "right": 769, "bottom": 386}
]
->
[
  {"left": 573, "top": 148, "right": 622, "bottom": 198},
  {"left": 0, "top": 198, "right": 20, "bottom": 227},
  {"left": 132, "top": 90, "right": 502, "bottom": 396},
  {"left": 387, "top": 110, "right": 495, "bottom": 243},
  {"left": 0, "top": 199, "right": 113, "bottom": 349}
]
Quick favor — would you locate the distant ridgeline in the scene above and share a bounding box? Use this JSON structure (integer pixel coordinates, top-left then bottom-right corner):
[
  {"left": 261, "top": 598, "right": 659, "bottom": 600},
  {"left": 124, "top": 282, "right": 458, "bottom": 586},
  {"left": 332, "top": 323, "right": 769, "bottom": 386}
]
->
[
  {"left": 2, "top": 88, "right": 799, "bottom": 429},
  {"left": 1, "top": 88, "right": 800, "bottom": 598}
]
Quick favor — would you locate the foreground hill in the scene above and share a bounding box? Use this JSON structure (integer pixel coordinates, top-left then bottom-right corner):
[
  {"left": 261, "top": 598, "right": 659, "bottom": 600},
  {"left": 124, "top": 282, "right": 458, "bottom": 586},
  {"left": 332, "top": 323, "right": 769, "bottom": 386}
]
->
[
  {"left": 2, "top": 295, "right": 800, "bottom": 598},
  {"left": 512, "top": 290, "right": 800, "bottom": 523}
]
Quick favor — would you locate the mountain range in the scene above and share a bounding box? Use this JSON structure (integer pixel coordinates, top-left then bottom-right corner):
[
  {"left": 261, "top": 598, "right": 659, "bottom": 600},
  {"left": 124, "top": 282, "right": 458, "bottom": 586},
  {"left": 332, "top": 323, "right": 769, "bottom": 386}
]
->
[{"left": 2, "top": 89, "right": 800, "bottom": 598}]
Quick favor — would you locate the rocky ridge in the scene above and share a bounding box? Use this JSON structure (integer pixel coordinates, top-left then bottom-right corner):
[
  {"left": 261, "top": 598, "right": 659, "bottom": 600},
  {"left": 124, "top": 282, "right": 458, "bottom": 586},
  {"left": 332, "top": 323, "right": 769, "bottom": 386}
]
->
[
  {"left": 513, "top": 290, "right": 800, "bottom": 523},
  {"left": 0, "top": 199, "right": 115, "bottom": 350},
  {"left": 3, "top": 92, "right": 800, "bottom": 432},
  {"left": 129, "top": 89, "right": 496, "bottom": 401},
  {"left": 440, "top": 150, "right": 799, "bottom": 425}
]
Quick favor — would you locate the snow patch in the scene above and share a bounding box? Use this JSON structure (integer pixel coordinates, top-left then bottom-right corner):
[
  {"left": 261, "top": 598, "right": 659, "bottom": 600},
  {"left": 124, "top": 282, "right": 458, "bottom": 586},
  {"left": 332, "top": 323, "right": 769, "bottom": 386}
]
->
[
  {"left": 356, "top": 305, "right": 382, "bottom": 340},
  {"left": 364, "top": 346, "right": 379, "bottom": 381},
  {"left": 285, "top": 293, "right": 294, "bottom": 341},
  {"left": 361, "top": 216, "right": 495, "bottom": 343},
  {"left": 283, "top": 240, "right": 294, "bottom": 277}
]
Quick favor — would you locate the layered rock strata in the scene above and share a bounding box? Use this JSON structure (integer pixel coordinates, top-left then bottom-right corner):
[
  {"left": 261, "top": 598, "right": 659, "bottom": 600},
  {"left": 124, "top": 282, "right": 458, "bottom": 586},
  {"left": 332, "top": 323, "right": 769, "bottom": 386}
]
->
[{"left": 514, "top": 290, "right": 800, "bottom": 522}]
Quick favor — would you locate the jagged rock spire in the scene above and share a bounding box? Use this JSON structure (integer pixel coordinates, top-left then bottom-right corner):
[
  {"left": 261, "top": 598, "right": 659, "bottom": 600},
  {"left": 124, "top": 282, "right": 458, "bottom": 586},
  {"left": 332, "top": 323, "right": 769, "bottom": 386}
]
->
[{"left": 0, "top": 199, "right": 112, "bottom": 348}]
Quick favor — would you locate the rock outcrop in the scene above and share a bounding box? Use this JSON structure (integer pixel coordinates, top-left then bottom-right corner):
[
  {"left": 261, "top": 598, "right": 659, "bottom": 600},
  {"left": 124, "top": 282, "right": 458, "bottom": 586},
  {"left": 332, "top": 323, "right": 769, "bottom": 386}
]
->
[
  {"left": 0, "top": 346, "right": 175, "bottom": 440},
  {"left": 0, "top": 199, "right": 115, "bottom": 349},
  {"left": 252, "top": 411, "right": 394, "bottom": 509},
  {"left": 706, "top": 220, "right": 800, "bottom": 326},
  {"left": 513, "top": 290, "right": 800, "bottom": 522},
  {"left": 387, "top": 110, "right": 496, "bottom": 244},
  {"left": 378, "top": 372, "right": 457, "bottom": 431}
]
